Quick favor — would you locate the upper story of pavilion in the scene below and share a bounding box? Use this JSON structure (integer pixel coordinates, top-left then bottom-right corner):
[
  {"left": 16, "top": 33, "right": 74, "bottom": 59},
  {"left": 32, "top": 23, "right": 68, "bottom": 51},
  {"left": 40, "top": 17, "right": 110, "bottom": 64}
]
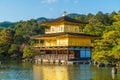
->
[{"left": 40, "top": 12, "right": 87, "bottom": 34}]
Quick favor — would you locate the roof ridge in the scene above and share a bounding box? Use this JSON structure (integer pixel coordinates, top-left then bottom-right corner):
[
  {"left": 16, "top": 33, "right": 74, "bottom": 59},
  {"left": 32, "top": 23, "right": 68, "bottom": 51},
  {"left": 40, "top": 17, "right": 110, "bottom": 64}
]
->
[{"left": 40, "top": 15, "right": 88, "bottom": 25}]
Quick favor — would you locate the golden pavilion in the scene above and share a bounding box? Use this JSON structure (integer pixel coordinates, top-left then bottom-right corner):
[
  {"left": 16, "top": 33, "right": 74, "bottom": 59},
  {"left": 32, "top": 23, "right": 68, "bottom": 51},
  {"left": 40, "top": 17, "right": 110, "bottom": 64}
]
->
[{"left": 31, "top": 12, "right": 96, "bottom": 63}]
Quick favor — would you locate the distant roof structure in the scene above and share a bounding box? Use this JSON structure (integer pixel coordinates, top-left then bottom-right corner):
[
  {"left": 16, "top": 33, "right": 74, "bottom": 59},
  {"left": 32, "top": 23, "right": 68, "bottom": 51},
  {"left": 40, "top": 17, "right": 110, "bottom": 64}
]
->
[{"left": 40, "top": 14, "right": 88, "bottom": 26}]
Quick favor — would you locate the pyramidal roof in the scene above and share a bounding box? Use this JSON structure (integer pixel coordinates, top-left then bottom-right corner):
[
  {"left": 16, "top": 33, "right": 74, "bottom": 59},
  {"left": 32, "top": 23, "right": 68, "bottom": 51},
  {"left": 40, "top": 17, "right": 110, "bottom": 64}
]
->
[
  {"left": 49, "top": 16, "right": 87, "bottom": 24},
  {"left": 40, "top": 12, "right": 88, "bottom": 26}
]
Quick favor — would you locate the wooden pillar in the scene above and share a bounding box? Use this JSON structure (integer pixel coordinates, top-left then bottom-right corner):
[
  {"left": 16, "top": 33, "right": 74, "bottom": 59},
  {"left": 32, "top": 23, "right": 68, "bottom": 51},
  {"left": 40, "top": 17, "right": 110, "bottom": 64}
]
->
[
  {"left": 39, "top": 39, "right": 40, "bottom": 44},
  {"left": 67, "top": 48, "right": 69, "bottom": 61},
  {"left": 90, "top": 47, "right": 92, "bottom": 60},
  {"left": 61, "top": 50, "right": 63, "bottom": 60},
  {"left": 56, "top": 48, "right": 58, "bottom": 59},
  {"left": 39, "top": 47, "right": 41, "bottom": 53}
]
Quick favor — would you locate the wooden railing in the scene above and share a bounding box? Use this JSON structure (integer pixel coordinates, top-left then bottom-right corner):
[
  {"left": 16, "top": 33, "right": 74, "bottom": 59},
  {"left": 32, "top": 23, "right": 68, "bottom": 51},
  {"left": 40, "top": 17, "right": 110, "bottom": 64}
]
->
[
  {"left": 35, "top": 44, "right": 44, "bottom": 47},
  {"left": 34, "top": 54, "right": 68, "bottom": 60},
  {"left": 45, "top": 29, "right": 55, "bottom": 34},
  {"left": 45, "top": 29, "right": 63, "bottom": 34},
  {"left": 34, "top": 43, "right": 68, "bottom": 47}
]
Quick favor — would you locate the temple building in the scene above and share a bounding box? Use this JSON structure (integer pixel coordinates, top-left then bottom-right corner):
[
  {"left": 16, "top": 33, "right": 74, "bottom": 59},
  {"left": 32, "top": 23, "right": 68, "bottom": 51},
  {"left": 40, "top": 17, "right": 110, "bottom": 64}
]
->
[{"left": 31, "top": 12, "right": 96, "bottom": 63}]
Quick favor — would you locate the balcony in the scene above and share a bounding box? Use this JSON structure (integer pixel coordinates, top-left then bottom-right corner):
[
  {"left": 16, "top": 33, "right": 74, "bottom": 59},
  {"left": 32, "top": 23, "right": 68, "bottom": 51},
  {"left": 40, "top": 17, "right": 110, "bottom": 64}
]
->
[
  {"left": 34, "top": 43, "right": 68, "bottom": 47},
  {"left": 45, "top": 29, "right": 63, "bottom": 34},
  {"left": 35, "top": 43, "right": 45, "bottom": 47}
]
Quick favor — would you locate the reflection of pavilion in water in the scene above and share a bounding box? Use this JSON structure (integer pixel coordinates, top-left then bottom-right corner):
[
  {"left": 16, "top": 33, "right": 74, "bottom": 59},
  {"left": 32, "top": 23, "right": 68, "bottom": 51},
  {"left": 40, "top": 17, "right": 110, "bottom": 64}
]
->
[
  {"left": 33, "top": 64, "right": 120, "bottom": 80},
  {"left": 33, "top": 65, "right": 69, "bottom": 80},
  {"left": 33, "top": 64, "right": 94, "bottom": 80}
]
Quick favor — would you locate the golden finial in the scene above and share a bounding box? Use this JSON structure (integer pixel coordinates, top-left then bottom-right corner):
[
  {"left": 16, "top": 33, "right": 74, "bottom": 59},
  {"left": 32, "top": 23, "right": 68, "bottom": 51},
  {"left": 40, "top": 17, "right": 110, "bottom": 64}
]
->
[{"left": 62, "top": 11, "right": 67, "bottom": 16}]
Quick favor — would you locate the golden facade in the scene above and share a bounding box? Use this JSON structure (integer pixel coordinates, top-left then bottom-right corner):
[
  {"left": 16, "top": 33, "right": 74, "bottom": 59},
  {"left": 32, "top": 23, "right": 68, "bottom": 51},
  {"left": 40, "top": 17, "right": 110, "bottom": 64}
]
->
[{"left": 31, "top": 14, "right": 96, "bottom": 61}]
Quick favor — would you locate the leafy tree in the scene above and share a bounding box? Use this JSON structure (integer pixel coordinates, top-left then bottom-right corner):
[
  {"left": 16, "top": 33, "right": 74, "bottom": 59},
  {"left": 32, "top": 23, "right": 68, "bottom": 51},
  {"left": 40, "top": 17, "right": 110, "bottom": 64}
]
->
[
  {"left": 92, "top": 30, "right": 119, "bottom": 63},
  {"left": 84, "top": 17, "right": 105, "bottom": 36},
  {"left": 0, "top": 29, "right": 13, "bottom": 58},
  {"left": 14, "top": 35, "right": 25, "bottom": 44},
  {"left": 8, "top": 44, "right": 20, "bottom": 59},
  {"left": 22, "top": 43, "right": 34, "bottom": 58},
  {"left": 92, "top": 11, "right": 120, "bottom": 63}
]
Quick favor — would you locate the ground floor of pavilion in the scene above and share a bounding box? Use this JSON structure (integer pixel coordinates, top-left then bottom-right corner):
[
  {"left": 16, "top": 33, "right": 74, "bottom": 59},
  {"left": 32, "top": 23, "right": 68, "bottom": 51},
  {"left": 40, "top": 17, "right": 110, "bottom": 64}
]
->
[{"left": 34, "top": 46, "right": 92, "bottom": 64}]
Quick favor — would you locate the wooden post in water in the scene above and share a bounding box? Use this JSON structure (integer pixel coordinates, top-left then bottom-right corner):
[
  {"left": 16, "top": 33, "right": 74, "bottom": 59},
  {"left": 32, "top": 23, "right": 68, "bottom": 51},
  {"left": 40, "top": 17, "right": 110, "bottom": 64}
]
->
[{"left": 112, "top": 67, "right": 117, "bottom": 74}]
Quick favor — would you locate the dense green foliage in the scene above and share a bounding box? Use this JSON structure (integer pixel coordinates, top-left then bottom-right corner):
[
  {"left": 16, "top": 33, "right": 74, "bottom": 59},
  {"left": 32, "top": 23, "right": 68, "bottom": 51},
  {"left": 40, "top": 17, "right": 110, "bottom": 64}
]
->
[
  {"left": 0, "top": 11, "right": 120, "bottom": 63},
  {"left": 0, "top": 19, "right": 45, "bottom": 59},
  {"left": 92, "top": 11, "right": 120, "bottom": 64}
]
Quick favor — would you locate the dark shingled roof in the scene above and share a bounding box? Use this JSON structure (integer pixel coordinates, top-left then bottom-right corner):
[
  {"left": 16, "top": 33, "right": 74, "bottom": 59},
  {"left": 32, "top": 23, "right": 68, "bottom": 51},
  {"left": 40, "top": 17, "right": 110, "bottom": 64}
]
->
[
  {"left": 40, "top": 15, "right": 88, "bottom": 25},
  {"left": 31, "top": 32, "right": 97, "bottom": 39}
]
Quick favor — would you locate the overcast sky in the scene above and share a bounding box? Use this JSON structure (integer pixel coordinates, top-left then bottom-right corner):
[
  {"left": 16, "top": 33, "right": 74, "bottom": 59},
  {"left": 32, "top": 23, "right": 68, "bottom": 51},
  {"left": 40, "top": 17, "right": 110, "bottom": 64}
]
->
[{"left": 0, "top": 0, "right": 120, "bottom": 22}]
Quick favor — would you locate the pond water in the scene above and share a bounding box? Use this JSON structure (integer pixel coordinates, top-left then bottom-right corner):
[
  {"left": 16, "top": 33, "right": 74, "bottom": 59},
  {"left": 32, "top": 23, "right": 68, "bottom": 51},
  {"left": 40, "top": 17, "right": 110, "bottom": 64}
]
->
[{"left": 0, "top": 62, "right": 120, "bottom": 80}]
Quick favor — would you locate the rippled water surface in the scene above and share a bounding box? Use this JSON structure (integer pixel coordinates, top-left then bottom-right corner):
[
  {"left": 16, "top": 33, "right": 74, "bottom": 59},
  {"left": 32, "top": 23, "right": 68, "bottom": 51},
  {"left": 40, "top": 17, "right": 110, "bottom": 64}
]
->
[{"left": 0, "top": 62, "right": 120, "bottom": 80}]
